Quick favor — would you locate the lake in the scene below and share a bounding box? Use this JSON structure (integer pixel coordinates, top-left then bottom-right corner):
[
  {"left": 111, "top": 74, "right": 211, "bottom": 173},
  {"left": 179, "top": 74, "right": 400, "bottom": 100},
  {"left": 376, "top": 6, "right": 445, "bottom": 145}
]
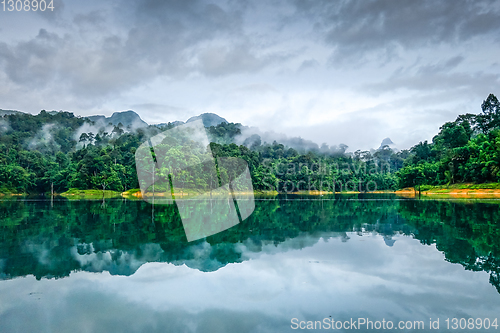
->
[{"left": 1, "top": 195, "right": 500, "bottom": 332}]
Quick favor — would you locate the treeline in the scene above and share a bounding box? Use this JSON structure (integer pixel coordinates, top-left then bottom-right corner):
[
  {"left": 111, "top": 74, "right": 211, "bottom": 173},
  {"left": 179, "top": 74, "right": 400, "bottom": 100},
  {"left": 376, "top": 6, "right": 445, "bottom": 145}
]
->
[
  {"left": 0, "top": 111, "right": 146, "bottom": 193},
  {"left": 398, "top": 94, "right": 500, "bottom": 188},
  {"left": 0, "top": 110, "right": 405, "bottom": 194},
  {"left": 1, "top": 93, "right": 499, "bottom": 194}
]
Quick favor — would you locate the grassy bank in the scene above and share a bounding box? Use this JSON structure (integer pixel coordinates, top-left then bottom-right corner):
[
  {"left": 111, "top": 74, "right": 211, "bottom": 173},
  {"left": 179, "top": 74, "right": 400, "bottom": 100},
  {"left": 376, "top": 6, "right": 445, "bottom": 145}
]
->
[
  {"left": 123, "top": 188, "right": 276, "bottom": 199},
  {"left": 60, "top": 188, "right": 122, "bottom": 199},
  {"left": 396, "top": 183, "right": 500, "bottom": 198},
  {"left": 4, "top": 183, "right": 500, "bottom": 199}
]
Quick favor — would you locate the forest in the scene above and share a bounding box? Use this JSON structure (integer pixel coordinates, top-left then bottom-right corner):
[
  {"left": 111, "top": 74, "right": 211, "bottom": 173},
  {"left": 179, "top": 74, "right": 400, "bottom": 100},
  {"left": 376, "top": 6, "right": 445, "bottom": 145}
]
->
[
  {"left": 398, "top": 93, "right": 500, "bottom": 188},
  {"left": 0, "top": 93, "right": 499, "bottom": 194}
]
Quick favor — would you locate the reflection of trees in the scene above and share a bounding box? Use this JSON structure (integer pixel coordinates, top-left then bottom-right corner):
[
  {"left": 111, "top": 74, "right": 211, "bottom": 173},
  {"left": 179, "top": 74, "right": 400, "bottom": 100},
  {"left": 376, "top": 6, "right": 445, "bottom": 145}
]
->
[
  {"left": 1, "top": 197, "right": 500, "bottom": 294},
  {"left": 398, "top": 200, "right": 500, "bottom": 293},
  {"left": 0, "top": 197, "right": 402, "bottom": 278}
]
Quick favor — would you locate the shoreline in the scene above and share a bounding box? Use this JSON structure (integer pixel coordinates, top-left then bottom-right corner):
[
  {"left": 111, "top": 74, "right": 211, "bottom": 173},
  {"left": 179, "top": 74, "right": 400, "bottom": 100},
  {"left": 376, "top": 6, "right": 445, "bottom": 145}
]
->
[
  {"left": 4, "top": 183, "right": 500, "bottom": 199},
  {"left": 396, "top": 183, "right": 500, "bottom": 198}
]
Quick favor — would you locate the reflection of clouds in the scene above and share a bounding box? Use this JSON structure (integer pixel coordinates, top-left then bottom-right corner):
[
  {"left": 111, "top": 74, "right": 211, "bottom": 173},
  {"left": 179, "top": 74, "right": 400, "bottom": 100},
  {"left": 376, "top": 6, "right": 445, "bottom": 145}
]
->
[
  {"left": 71, "top": 243, "right": 164, "bottom": 276},
  {"left": 0, "top": 278, "right": 286, "bottom": 333},
  {"left": 2, "top": 233, "right": 500, "bottom": 332}
]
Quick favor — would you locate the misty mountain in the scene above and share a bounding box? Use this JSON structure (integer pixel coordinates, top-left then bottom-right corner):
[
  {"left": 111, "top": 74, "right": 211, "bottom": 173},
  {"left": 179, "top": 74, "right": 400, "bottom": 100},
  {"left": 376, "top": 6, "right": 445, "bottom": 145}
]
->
[
  {"left": 87, "top": 110, "right": 148, "bottom": 130},
  {"left": 153, "top": 120, "right": 185, "bottom": 128},
  {"left": 378, "top": 137, "right": 397, "bottom": 151},
  {"left": 1, "top": 107, "right": 386, "bottom": 153},
  {"left": 186, "top": 113, "right": 228, "bottom": 127},
  {"left": 0, "top": 109, "right": 23, "bottom": 116},
  {"left": 235, "top": 125, "right": 349, "bottom": 156}
]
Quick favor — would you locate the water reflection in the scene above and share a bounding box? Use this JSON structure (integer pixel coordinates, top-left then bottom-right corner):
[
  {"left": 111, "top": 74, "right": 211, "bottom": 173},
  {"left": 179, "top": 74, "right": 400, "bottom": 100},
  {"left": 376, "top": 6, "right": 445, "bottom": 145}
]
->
[
  {"left": 1, "top": 196, "right": 500, "bottom": 332},
  {"left": 1, "top": 196, "right": 499, "bottom": 293}
]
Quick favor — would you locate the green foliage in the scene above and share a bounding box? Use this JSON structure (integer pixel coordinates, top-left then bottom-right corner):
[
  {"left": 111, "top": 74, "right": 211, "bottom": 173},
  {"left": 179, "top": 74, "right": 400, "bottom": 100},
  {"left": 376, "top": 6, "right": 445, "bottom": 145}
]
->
[
  {"left": 0, "top": 112, "right": 402, "bottom": 194},
  {"left": 18, "top": 94, "right": 500, "bottom": 193},
  {"left": 398, "top": 94, "right": 500, "bottom": 188},
  {"left": 0, "top": 111, "right": 142, "bottom": 193}
]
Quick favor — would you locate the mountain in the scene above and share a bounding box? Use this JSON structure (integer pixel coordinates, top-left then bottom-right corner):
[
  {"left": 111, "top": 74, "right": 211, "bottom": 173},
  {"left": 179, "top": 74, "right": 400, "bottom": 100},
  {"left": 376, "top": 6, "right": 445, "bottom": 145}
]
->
[
  {"left": 153, "top": 120, "right": 185, "bottom": 128},
  {"left": 154, "top": 113, "right": 227, "bottom": 129},
  {"left": 378, "top": 137, "right": 395, "bottom": 150},
  {"left": 87, "top": 110, "right": 148, "bottom": 130},
  {"left": 0, "top": 109, "right": 23, "bottom": 117},
  {"left": 186, "top": 113, "right": 227, "bottom": 127}
]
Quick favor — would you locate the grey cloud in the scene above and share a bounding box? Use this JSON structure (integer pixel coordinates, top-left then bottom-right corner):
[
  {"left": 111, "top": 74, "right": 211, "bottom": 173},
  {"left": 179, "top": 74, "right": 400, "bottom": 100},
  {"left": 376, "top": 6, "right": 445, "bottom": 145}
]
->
[
  {"left": 0, "top": 29, "right": 62, "bottom": 87},
  {"left": 293, "top": 0, "right": 500, "bottom": 62},
  {"left": 34, "top": 0, "right": 65, "bottom": 22},
  {"left": 196, "top": 43, "right": 279, "bottom": 77},
  {"left": 129, "top": 0, "right": 243, "bottom": 34},
  {"left": 129, "top": 103, "right": 197, "bottom": 125},
  {"left": 364, "top": 67, "right": 500, "bottom": 95},
  {"left": 120, "top": 0, "right": 244, "bottom": 69},
  {"left": 73, "top": 10, "right": 106, "bottom": 28},
  {"left": 121, "top": 0, "right": 285, "bottom": 77},
  {"left": 282, "top": 101, "right": 460, "bottom": 151},
  {"left": 0, "top": 0, "right": 285, "bottom": 102},
  {"left": 0, "top": 26, "right": 157, "bottom": 101},
  {"left": 231, "top": 83, "right": 278, "bottom": 94},
  {"left": 0, "top": 285, "right": 287, "bottom": 333},
  {"left": 416, "top": 56, "right": 465, "bottom": 75},
  {"left": 298, "top": 58, "right": 319, "bottom": 71}
]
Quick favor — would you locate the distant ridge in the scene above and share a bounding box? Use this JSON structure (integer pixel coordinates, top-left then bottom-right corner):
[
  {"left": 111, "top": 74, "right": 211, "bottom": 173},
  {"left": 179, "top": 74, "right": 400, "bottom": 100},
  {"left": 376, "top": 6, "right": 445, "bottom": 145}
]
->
[
  {"left": 0, "top": 109, "right": 23, "bottom": 117},
  {"left": 153, "top": 120, "right": 185, "bottom": 128},
  {"left": 186, "top": 113, "right": 227, "bottom": 127},
  {"left": 378, "top": 137, "right": 394, "bottom": 149},
  {"left": 87, "top": 110, "right": 148, "bottom": 129}
]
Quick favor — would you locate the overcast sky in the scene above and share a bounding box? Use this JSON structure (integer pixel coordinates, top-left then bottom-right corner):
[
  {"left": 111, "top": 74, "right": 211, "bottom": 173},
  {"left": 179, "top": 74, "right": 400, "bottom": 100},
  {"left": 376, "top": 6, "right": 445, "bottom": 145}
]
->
[{"left": 1, "top": 0, "right": 500, "bottom": 150}]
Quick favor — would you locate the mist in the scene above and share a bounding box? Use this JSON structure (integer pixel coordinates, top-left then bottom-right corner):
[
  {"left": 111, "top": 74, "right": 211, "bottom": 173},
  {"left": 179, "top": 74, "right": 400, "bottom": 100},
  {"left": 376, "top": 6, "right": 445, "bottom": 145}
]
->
[
  {"left": 27, "top": 123, "right": 61, "bottom": 153},
  {"left": 235, "top": 126, "right": 349, "bottom": 156}
]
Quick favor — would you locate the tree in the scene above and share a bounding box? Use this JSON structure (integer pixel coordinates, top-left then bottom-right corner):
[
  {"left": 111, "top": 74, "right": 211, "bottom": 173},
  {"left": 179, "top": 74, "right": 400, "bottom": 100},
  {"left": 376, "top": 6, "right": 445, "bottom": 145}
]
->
[
  {"left": 476, "top": 94, "right": 500, "bottom": 134},
  {"left": 433, "top": 121, "right": 469, "bottom": 149}
]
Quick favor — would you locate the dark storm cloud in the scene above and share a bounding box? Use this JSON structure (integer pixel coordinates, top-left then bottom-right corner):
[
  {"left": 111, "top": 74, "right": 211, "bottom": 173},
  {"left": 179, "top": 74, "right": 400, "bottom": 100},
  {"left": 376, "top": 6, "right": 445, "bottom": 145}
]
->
[
  {"left": 0, "top": 29, "right": 63, "bottom": 87},
  {"left": 0, "top": 0, "right": 284, "bottom": 101},
  {"left": 298, "top": 59, "right": 319, "bottom": 71},
  {"left": 3, "top": 0, "right": 497, "bottom": 101},
  {"left": 363, "top": 56, "right": 500, "bottom": 96},
  {"left": 121, "top": 0, "right": 287, "bottom": 76},
  {"left": 34, "top": 0, "right": 65, "bottom": 22},
  {"left": 120, "top": 0, "right": 242, "bottom": 70},
  {"left": 73, "top": 10, "right": 106, "bottom": 28},
  {"left": 293, "top": 0, "right": 500, "bottom": 62}
]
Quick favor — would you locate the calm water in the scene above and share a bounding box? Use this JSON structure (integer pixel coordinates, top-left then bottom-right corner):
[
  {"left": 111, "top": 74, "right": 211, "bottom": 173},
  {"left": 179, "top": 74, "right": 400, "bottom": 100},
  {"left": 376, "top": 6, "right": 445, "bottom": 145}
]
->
[{"left": 1, "top": 195, "right": 500, "bottom": 332}]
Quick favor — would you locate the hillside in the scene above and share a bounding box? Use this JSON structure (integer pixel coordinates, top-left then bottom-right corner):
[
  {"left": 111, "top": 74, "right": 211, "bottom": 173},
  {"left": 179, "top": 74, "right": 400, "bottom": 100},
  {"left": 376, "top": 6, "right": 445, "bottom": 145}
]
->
[
  {"left": 0, "top": 109, "right": 23, "bottom": 117},
  {"left": 3, "top": 93, "right": 499, "bottom": 195},
  {"left": 186, "top": 113, "right": 228, "bottom": 127},
  {"left": 87, "top": 110, "right": 148, "bottom": 130},
  {"left": 0, "top": 109, "right": 402, "bottom": 194}
]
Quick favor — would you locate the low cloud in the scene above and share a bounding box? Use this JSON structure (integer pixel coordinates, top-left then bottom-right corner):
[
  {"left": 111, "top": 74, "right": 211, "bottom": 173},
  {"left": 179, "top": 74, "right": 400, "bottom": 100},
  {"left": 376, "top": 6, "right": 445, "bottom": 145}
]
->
[
  {"left": 0, "top": 118, "right": 9, "bottom": 133},
  {"left": 236, "top": 126, "right": 348, "bottom": 155},
  {"left": 28, "top": 123, "right": 60, "bottom": 153}
]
